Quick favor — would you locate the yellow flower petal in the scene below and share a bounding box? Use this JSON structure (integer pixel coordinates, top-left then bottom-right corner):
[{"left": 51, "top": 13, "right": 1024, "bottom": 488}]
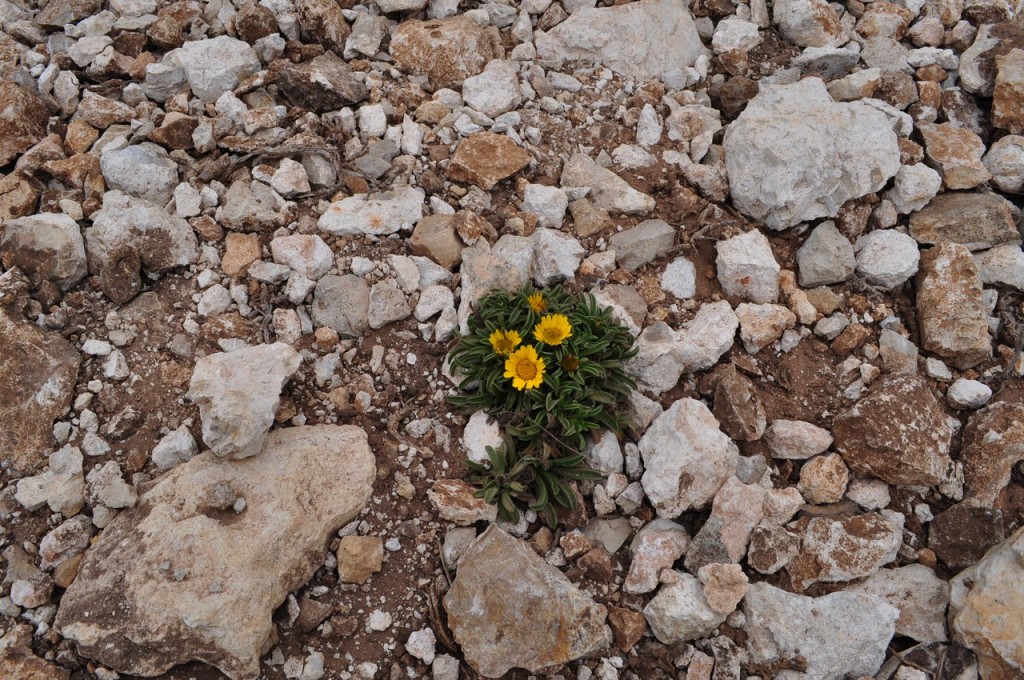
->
[
  {"left": 503, "top": 345, "right": 546, "bottom": 390},
  {"left": 533, "top": 314, "right": 572, "bottom": 346},
  {"left": 527, "top": 292, "right": 547, "bottom": 313},
  {"left": 489, "top": 329, "right": 522, "bottom": 356}
]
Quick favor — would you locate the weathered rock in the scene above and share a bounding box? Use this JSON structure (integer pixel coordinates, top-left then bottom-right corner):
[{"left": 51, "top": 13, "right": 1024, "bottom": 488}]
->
[
  {"left": 100, "top": 143, "right": 179, "bottom": 205},
  {"left": 960, "top": 402, "right": 1024, "bottom": 508},
  {"left": 854, "top": 228, "right": 920, "bottom": 289},
  {"left": 764, "top": 420, "right": 833, "bottom": 460},
  {"left": 625, "top": 301, "right": 738, "bottom": 394},
  {"left": 336, "top": 536, "right": 384, "bottom": 585},
  {"left": 368, "top": 280, "right": 411, "bottom": 329},
  {"left": 270, "top": 235, "right": 333, "bottom": 280},
  {"left": 747, "top": 523, "right": 802, "bottom": 575},
  {"left": 773, "top": 0, "right": 846, "bottom": 47},
  {"left": 983, "top": 134, "right": 1024, "bottom": 193},
  {"left": 278, "top": 53, "right": 369, "bottom": 112},
  {"left": 639, "top": 398, "right": 740, "bottom": 517},
  {"left": 447, "top": 133, "right": 531, "bottom": 190},
  {"left": 187, "top": 343, "right": 301, "bottom": 460},
  {"left": 744, "top": 582, "right": 899, "bottom": 679},
  {"left": 216, "top": 181, "right": 293, "bottom": 233},
  {"left": 975, "top": 244, "right": 1024, "bottom": 290},
  {"left": 0, "top": 625, "right": 71, "bottom": 680},
  {"left": 0, "top": 274, "right": 81, "bottom": 474},
  {"left": 797, "top": 221, "right": 856, "bottom": 286},
  {"left": 735, "top": 303, "right": 796, "bottom": 353},
  {"left": 319, "top": 186, "right": 424, "bottom": 236},
  {"left": 14, "top": 446, "right": 85, "bottom": 517},
  {"left": 797, "top": 453, "right": 849, "bottom": 504},
  {"left": 522, "top": 184, "right": 569, "bottom": 230},
  {"left": 391, "top": 16, "right": 503, "bottom": 88},
  {"left": 885, "top": 164, "right": 942, "bottom": 215},
  {"left": 457, "top": 240, "right": 527, "bottom": 332},
  {"left": 661, "top": 256, "right": 697, "bottom": 299},
  {"left": 917, "top": 122, "right": 992, "bottom": 189},
  {"left": 55, "top": 425, "right": 375, "bottom": 680},
  {"left": 443, "top": 525, "right": 611, "bottom": 677},
  {"left": 167, "top": 36, "right": 261, "bottom": 103},
  {"left": 833, "top": 375, "right": 952, "bottom": 486},
  {"left": 297, "top": 0, "right": 351, "bottom": 51},
  {"left": 712, "top": 365, "right": 766, "bottom": 441},
  {"left": 909, "top": 192, "right": 1019, "bottom": 250},
  {"left": 0, "top": 213, "right": 87, "bottom": 292},
  {"left": 86, "top": 191, "right": 198, "bottom": 273},
  {"left": 462, "top": 60, "right": 522, "bottom": 118},
  {"left": 698, "top": 563, "right": 749, "bottom": 615},
  {"left": 994, "top": 48, "right": 1024, "bottom": 134},
  {"left": 724, "top": 78, "right": 900, "bottom": 230},
  {"left": 608, "top": 219, "right": 675, "bottom": 272},
  {"left": 560, "top": 153, "right": 655, "bottom": 215},
  {"left": 917, "top": 242, "right": 991, "bottom": 369},
  {"left": 0, "top": 82, "right": 48, "bottom": 167},
  {"left": 787, "top": 512, "right": 903, "bottom": 591},
  {"left": 949, "top": 527, "right": 1024, "bottom": 678},
  {"left": 0, "top": 173, "right": 39, "bottom": 221},
  {"left": 428, "top": 479, "right": 498, "bottom": 525},
  {"left": 312, "top": 274, "right": 370, "bottom": 337},
  {"left": 410, "top": 215, "right": 464, "bottom": 269},
  {"left": 536, "top": 0, "right": 706, "bottom": 81},
  {"left": 947, "top": 378, "right": 992, "bottom": 409},
  {"left": 607, "top": 607, "right": 647, "bottom": 652},
  {"left": 624, "top": 519, "right": 689, "bottom": 594},
  {"left": 845, "top": 564, "right": 950, "bottom": 643},
  {"left": 685, "top": 476, "right": 766, "bottom": 571},
  {"left": 716, "top": 229, "right": 780, "bottom": 303},
  {"left": 643, "top": 572, "right": 727, "bottom": 644}
]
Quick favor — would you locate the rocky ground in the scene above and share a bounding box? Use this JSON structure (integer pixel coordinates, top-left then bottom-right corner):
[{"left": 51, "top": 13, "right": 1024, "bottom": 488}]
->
[{"left": 1, "top": 0, "right": 1024, "bottom": 678}]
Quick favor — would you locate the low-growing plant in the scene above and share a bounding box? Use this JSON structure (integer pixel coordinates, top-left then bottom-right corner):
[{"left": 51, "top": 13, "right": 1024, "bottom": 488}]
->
[{"left": 448, "top": 284, "right": 639, "bottom": 525}]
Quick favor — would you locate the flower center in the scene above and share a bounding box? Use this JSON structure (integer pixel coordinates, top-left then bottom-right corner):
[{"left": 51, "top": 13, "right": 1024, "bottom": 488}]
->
[
  {"left": 542, "top": 329, "right": 559, "bottom": 342},
  {"left": 516, "top": 359, "right": 537, "bottom": 380}
]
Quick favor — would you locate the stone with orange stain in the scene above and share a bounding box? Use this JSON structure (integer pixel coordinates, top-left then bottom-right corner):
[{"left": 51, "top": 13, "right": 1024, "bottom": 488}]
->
[
  {"left": 318, "top": 185, "right": 425, "bottom": 236},
  {"left": 446, "top": 132, "right": 531, "bottom": 190},
  {"left": 443, "top": 525, "right": 611, "bottom": 677},
  {"left": 427, "top": 479, "right": 497, "bottom": 525},
  {"left": 786, "top": 512, "right": 902, "bottom": 591},
  {"left": 994, "top": 49, "right": 1024, "bottom": 134}
]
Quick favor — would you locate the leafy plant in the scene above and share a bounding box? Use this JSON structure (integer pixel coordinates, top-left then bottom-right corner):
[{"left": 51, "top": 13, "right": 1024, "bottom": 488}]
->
[
  {"left": 466, "top": 439, "right": 602, "bottom": 528},
  {"left": 448, "top": 284, "right": 638, "bottom": 525}
]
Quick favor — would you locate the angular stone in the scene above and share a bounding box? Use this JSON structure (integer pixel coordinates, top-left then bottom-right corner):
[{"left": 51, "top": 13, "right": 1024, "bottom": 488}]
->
[
  {"left": 744, "top": 582, "right": 899, "bottom": 679},
  {"left": 14, "top": 445, "right": 85, "bottom": 517},
  {"left": 536, "top": 0, "right": 706, "bottom": 81},
  {"left": 685, "top": 476, "right": 766, "bottom": 571},
  {"left": 643, "top": 572, "right": 727, "bottom": 643},
  {"left": 917, "top": 122, "right": 992, "bottom": 189},
  {"left": 560, "top": 153, "right": 654, "bottom": 215},
  {"left": 428, "top": 479, "right": 497, "bottom": 525},
  {"left": 917, "top": 242, "right": 991, "bottom": 369},
  {"left": 368, "top": 280, "right": 411, "bottom": 329},
  {"left": 787, "top": 512, "right": 903, "bottom": 591},
  {"left": 0, "top": 274, "right": 81, "bottom": 474},
  {"left": 711, "top": 365, "right": 766, "bottom": 441},
  {"left": 297, "top": 0, "right": 351, "bottom": 51},
  {"left": 187, "top": 343, "right": 301, "bottom": 460},
  {"left": 609, "top": 219, "right": 675, "bottom": 272},
  {"left": 100, "top": 143, "right": 179, "bottom": 205},
  {"left": 170, "top": 36, "right": 261, "bottom": 103},
  {"left": 443, "top": 525, "right": 611, "bottom": 677},
  {"left": 764, "top": 420, "right": 833, "bottom": 460},
  {"left": 86, "top": 191, "right": 199, "bottom": 273},
  {"left": 55, "top": 425, "right": 375, "bottom": 680},
  {"left": 716, "top": 229, "right": 780, "bottom": 303},
  {"left": 278, "top": 53, "right": 369, "bottom": 113},
  {"left": 909, "top": 192, "right": 1019, "bottom": 250},
  {"left": 456, "top": 241, "right": 527, "bottom": 332},
  {"left": 0, "top": 625, "right": 71, "bottom": 680},
  {"left": 624, "top": 518, "right": 689, "bottom": 594},
  {"left": 983, "top": 134, "right": 1024, "bottom": 193},
  {"left": 0, "top": 213, "right": 87, "bottom": 292},
  {"left": 608, "top": 607, "right": 647, "bottom": 653},
  {"left": 0, "top": 173, "right": 39, "bottom": 221},
  {"left": 391, "top": 16, "right": 503, "bottom": 88},
  {"left": 639, "top": 398, "right": 740, "bottom": 517},
  {"left": 747, "top": 523, "right": 801, "bottom": 574},
  {"left": 846, "top": 564, "right": 950, "bottom": 643},
  {"left": 446, "top": 132, "right": 531, "bottom": 190},
  {"left": 960, "top": 401, "right": 1024, "bottom": 508},
  {"left": 833, "top": 375, "right": 952, "bottom": 486},
  {"left": 994, "top": 48, "right": 1024, "bottom": 134},
  {"left": 797, "top": 453, "right": 849, "bottom": 504},
  {"left": 885, "top": 163, "right": 942, "bottom": 215},
  {"left": 949, "top": 527, "right": 1024, "bottom": 678},
  {"left": 0, "top": 82, "right": 48, "bottom": 167},
  {"left": 462, "top": 60, "right": 522, "bottom": 118},
  {"left": 931, "top": 504, "right": 1006, "bottom": 571},
  {"left": 854, "top": 228, "right": 920, "bottom": 289},
  {"left": 216, "top": 181, "right": 293, "bottom": 233},
  {"left": 270, "top": 235, "right": 333, "bottom": 280},
  {"left": 975, "top": 244, "right": 1024, "bottom": 290},
  {"left": 735, "top": 303, "right": 796, "bottom": 354},
  {"left": 797, "top": 220, "right": 855, "bottom": 286},
  {"left": 773, "top": 0, "right": 846, "bottom": 47},
  {"left": 319, "top": 186, "right": 424, "bottom": 236},
  {"left": 724, "top": 79, "right": 900, "bottom": 230},
  {"left": 410, "top": 215, "right": 464, "bottom": 269},
  {"left": 697, "top": 563, "right": 749, "bottom": 615},
  {"left": 336, "top": 536, "right": 384, "bottom": 584}
]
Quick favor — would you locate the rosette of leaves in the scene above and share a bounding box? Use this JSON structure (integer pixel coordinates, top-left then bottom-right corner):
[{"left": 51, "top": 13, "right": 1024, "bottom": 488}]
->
[
  {"left": 467, "top": 439, "right": 601, "bottom": 527},
  {"left": 448, "top": 285, "right": 639, "bottom": 452}
]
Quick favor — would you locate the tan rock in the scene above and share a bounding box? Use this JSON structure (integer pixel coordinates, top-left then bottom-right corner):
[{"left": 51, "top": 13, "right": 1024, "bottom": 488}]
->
[
  {"left": 410, "top": 215, "right": 464, "bottom": 268},
  {"left": 960, "top": 401, "right": 1024, "bottom": 508},
  {"left": 697, "top": 563, "right": 749, "bottom": 615},
  {"left": 55, "top": 425, "right": 375, "bottom": 680},
  {"left": 918, "top": 122, "right": 992, "bottom": 189},
  {"left": 950, "top": 527, "right": 1024, "bottom": 679},
  {"left": 427, "top": 479, "right": 497, "bottom": 525},
  {"left": 569, "top": 198, "right": 613, "bottom": 237},
  {"left": 222, "top": 232, "right": 262, "bottom": 277},
  {"left": 446, "top": 132, "right": 531, "bottom": 190},
  {"left": 336, "top": 535, "right": 384, "bottom": 584},
  {"left": 856, "top": 0, "right": 914, "bottom": 39},
  {"left": 711, "top": 364, "right": 766, "bottom": 442},
  {"left": 993, "top": 48, "right": 1024, "bottom": 134},
  {"left": 0, "top": 173, "right": 39, "bottom": 221},
  {"left": 65, "top": 120, "right": 99, "bottom": 154},
  {"left": 296, "top": 0, "right": 351, "bottom": 52},
  {"left": 443, "top": 525, "right": 612, "bottom": 677},
  {"left": 747, "top": 523, "right": 801, "bottom": 575},
  {"left": 684, "top": 476, "right": 766, "bottom": 572},
  {"left": 77, "top": 92, "right": 135, "bottom": 129},
  {"left": 917, "top": 242, "right": 991, "bottom": 369},
  {"left": 391, "top": 15, "right": 503, "bottom": 88},
  {"left": 786, "top": 512, "right": 902, "bottom": 591},
  {"left": 797, "top": 453, "right": 849, "bottom": 504},
  {"left": 0, "top": 82, "right": 48, "bottom": 167},
  {"left": 0, "top": 625, "right": 70, "bottom": 680},
  {"left": 735, "top": 302, "right": 796, "bottom": 354},
  {"left": 608, "top": 607, "right": 647, "bottom": 652},
  {"left": 909, "top": 192, "right": 1019, "bottom": 250}
]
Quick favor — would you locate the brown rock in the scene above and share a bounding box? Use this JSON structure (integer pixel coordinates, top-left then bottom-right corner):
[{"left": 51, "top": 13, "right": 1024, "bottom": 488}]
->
[
  {"left": 712, "top": 75, "right": 759, "bottom": 119},
  {"left": 0, "top": 33, "right": 25, "bottom": 80},
  {"left": 77, "top": 92, "right": 135, "bottom": 129},
  {"left": 427, "top": 479, "right": 497, "bottom": 525},
  {"left": 99, "top": 246, "right": 143, "bottom": 305},
  {"left": 447, "top": 132, "right": 531, "bottom": 190},
  {"left": 278, "top": 52, "right": 369, "bottom": 113},
  {"left": 443, "top": 525, "right": 611, "bottom": 677},
  {"left": 294, "top": 597, "right": 333, "bottom": 633},
  {"left": 0, "top": 625, "right": 70, "bottom": 680},
  {"left": 0, "top": 173, "right": 39, "bottom": 220},
  {"left": 222, "top": 232, "right": 262, "bottom": 277},
  {"left": 608, "top": 607, "right": 647, "bottom": 652},
  {"left": 786, "top": 513, "right": 902, "bottom": 591},
  {"left": 874, "top": 70, "right": 918, "bottom": 110},
  {"left": 149, "top": 112, "right": 198, "bottom": 150},
  {"left": 410, "top": 215, "right": 464, "bottom": 268},
  {"left": 0, "top": 272, "right": 80, "bottom": 474},
  {"left": 993, "top": 48, "right": 1024, "bottom": 133},
  {"left": 0, "top": 82, "right": 49, "bottom": 167},
  {"left": 53, "top": 554, "right": 84, "bottom": 589},
  {"left": 191, "top": 215, "right": 224, "bottom": 242},
  {"left": 697, "top": 562, "right": 749, "bottom": 615},
  {"left": 712, "top": 364, "right": 766, "bottom": 441},
  {"left": 917, "top": 242, "right": 991, "bottom": 369},
  {"left": 569, "top": 198, "right": 613, "bottom": 237},
  {"left": 747, "top": 524, "right": 801, "bottom": 575},
  {"left": 917, "top": 122, "right": 992, "bottom": 189},
  {"left": 797, "top": 453, "right": 849, "bottom": 504},
  {"left": 391, "top": 15, "right": 504, "bottom": 88},
  {"left": 685, "top": 477, "right": 766, "bottom": 572},
  {"left": 65, "top": 120, "right": 99, "bottom": 155},
  {"left": 578, "top": 547, "right": 615, "bottom": 581},
  {"left": 452, "top": 211, "right": 497, "bottom": 246},
  {"left": 830, "top": 322, "right": 871, "bottom": 356},
  {"left": 36, "top": 0, "right": 102, "bottom": 27},
  {"left": 235, "top": 3, "right": 278, "bottom": 43},
  {"left": 856, "top": 1, "right": 914, "bottom": 40},
  {"left": 909, "top": 192, "right": 1019, "bottom": 250},
  {"left": 930, "top": 504, "right": 1005, "bottom": 570},
  {"left": 960, "top": 401, "right": 1024, "bottom": 507},
  {"left": 560, "top": 530, "right": 594, "bottom": 560},
  {"left": 297, "top": 0, "right": 351, "bottom": 52},
  {"left": 336, "top": 535, "right": 384, "bottom": 584},
  {"left": 833, "top": 375, "right": 952, "bottom": 486}
]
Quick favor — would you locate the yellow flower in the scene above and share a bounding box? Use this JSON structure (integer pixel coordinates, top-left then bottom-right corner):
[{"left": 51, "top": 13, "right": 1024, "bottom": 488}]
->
[
  {"left": 533, "top": 314, "right": 572, "bottom": 346},
  {"left": 489, "top": 329, "right": 522, "bottom": 356},
  {"left": 527, "top": 292, "right": 547, "bottom": 313},
  {"left": 504, "top": 345, "right": 546, "bottom": 390}
]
